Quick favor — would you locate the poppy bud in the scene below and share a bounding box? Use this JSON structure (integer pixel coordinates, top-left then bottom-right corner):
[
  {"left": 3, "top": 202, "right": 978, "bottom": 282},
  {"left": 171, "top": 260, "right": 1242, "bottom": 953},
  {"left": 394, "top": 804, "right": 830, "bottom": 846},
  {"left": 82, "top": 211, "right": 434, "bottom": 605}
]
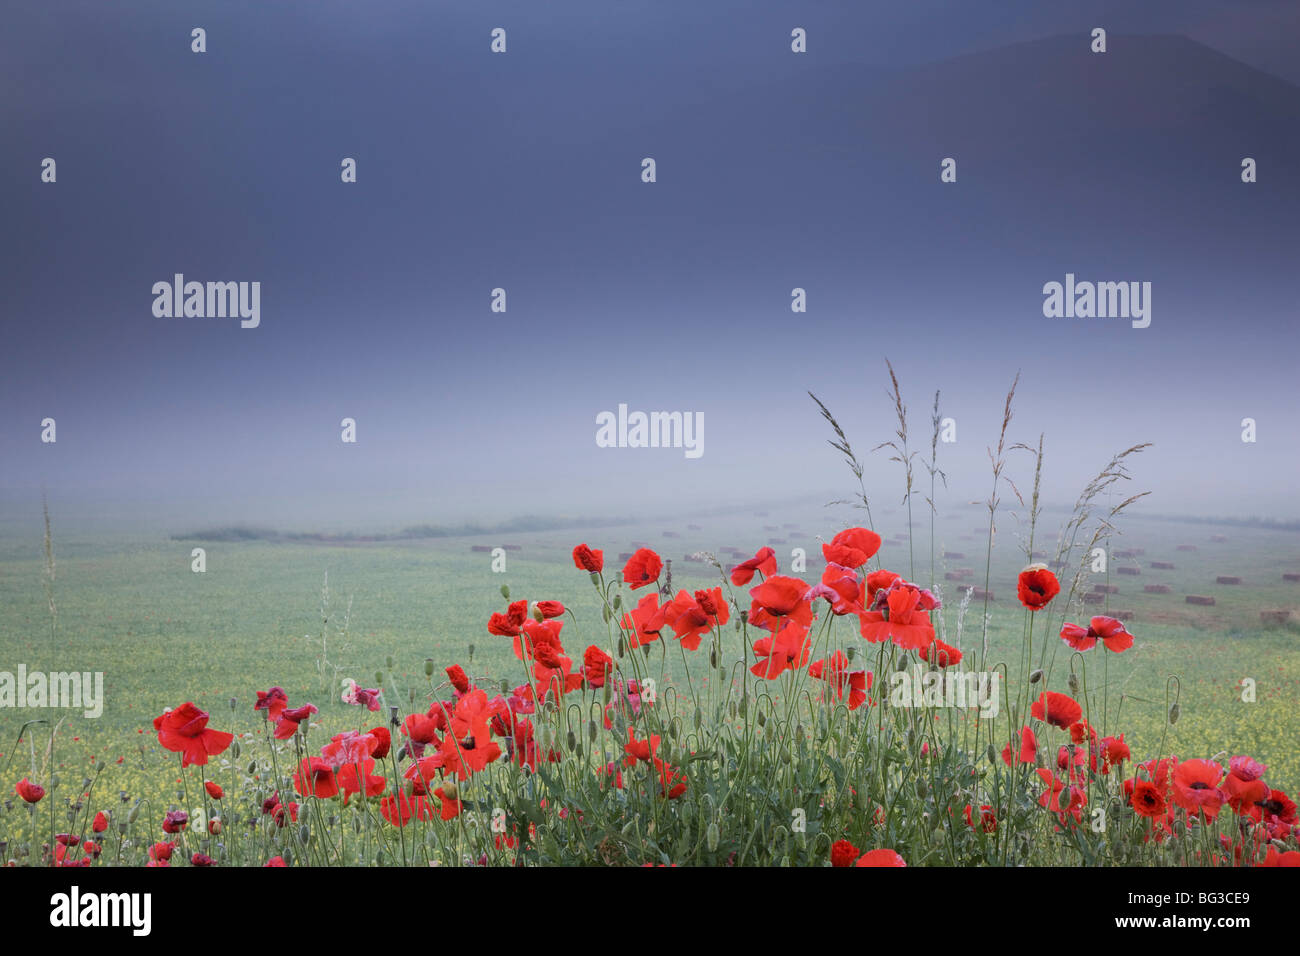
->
[
  {"left": 229, "top": 697, "right": 237, "bottom": 711},
  {"left": 693, "top": 707, "right": 702, "bottom": 730},
  {"left": 756, "top": 710, "right": 765, "bottom": 728},
  {"left": 987, "top": 744, "right": 998, "bottom": 764},
  {"left": 231, "top": 740, "right": 241, "bottom": 759},
  {"left": 1168, "top": 703, "right": 1180, "bottom": 725},
  {"left": 1067, "top": 673, "right": 1080, "bottom": 696},
  {"left": 374, "top": 671, "right": 384, "bottom": 685},
  {"left": 642, "top": 642, "right": 652, "bottom": 658},
  {"left": 728, "top": 700, "right": 737, "bottom": 719},
  {"left": 424, "top": 660, "right": 435, "bottom": 677},
  {"left": 739, "top": 696, "right": 748, "bottom": 718},
  {"left": 467, "top": 643, "right": 475, "bottom": 660},
  {"left": 532, "top": 604, "right": 544, "bottom": 623},
  {"left": 706, "top": 822, "right": 720, "bottom": 852},
  {"left": 1029, "top": 669, "right": 1043, "bottom": 683},
  {"left": 616, "top": 634, "right": 625, "bottom": 656},
  {"left": 298, "top": 824, "right": 310, "bottom": 846},
  {"left": 709, "top": 647, "right": 717, "bottom": 669},
  {"left": 566, "top": 730, "right": 577, "bottom": 752},
  {"left": 916, "top": 778, "right": 928, "bottom": 798},
  {"left": 246, "top": 761, "right": 257, "bottom": 775},
  {"left": 127, "top": 801, "right": 141, "bottom": 824},
  {"left": 500, "top": 585, "right": 510, "bottom": 600},
  {"left": 612, "top": 594, "right": 622, "bottom": 610}
]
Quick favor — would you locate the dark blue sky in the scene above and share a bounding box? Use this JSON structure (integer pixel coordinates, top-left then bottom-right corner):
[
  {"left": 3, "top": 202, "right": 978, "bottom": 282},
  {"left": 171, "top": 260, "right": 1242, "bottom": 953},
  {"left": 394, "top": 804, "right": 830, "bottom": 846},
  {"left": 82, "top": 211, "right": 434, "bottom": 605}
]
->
[{"left": 3, "top": 1, "right": 1298, "bottom": 530}]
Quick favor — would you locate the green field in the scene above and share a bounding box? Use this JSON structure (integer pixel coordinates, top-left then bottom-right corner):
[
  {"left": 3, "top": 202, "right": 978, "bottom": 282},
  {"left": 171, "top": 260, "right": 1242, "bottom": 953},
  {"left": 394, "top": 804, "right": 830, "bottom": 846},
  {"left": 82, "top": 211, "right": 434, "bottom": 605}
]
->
[{"left": 1, "top": 501, "right": 1298, "bottom": 864}]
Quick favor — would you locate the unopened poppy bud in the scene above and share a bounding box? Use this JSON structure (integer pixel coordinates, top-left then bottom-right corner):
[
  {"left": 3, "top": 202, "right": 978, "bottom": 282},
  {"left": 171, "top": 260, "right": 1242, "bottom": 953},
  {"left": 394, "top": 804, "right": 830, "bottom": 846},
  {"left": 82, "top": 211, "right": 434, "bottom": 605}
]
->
[
  {"left": 1029, "top": 669, "right": 1043, "bottom": 683},
  {"left": 467, "top": 643, "right": 475, "bottom": 660},
  {"left": 738, "top": 697, "right": 748, "bottom": 718},
  {"left": 693, "top": 707, "right": 702, "bottom": 730},
  {"left": 1067, "top": 673, "right": 1080, "bottom": 696},
  {"left": 709, "top": 648, "right": 717, "bottom": 669},
  {"left": 896, "top": 657, "right": 909, "bottom": 672},
  {"left": 231, "top": 740, "right": 241, "bottom": 759},
  {"left": 424, "top": 660, "right": 435, "bottom": 677},
  {"left": 756, "top": 710, "right": 765, "bottom": 727},
  {"left": 298, "top": 824, "right": 310, "bottom": 846},
  {"left": 408, "top": 688, "right": 416, "bottom": 704},
  {"left": 500, "top": 584, "right": 510, "bottom": 600},
  {"left": 616, "top": 634, "right": 625, "bottom": 656},
  {"left": 612, "top": 594, "right": 622, "bottom": 610},
  {"left": 1168, "top": 703, "right": 1180, "bottom": 725},
  {"left": 916, "top": 778, "right": 928, "bottom": 798},
  {"left": 532, "top": 604, "right": 544, "bottom": 623},
  {"left": 229, "top": 697, "right": 238, "bottom": 711},
  {"left": 706, "top": 822, "right": 720, "bottom": 852},
  {"left": 127, "top": 801, "right": 141, "bottom": 824},
  {"left": 566, "top": 730, "right": 577, "bottom": 752},
  {"left": 987, "top": 744, "right": 998, "bottom": 764}
]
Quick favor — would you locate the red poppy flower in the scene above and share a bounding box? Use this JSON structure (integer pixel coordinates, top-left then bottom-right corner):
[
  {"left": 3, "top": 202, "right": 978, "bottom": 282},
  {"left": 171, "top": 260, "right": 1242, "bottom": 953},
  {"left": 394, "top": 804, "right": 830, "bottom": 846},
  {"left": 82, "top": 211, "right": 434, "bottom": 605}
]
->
[
  {"left": 204, "top": 781, "right": 223, "bottom": 800},
  {"left": 1017, "top": 566, "right": 1060, "bottom": 611},
  {"left": 1259, "top": 846, "right": 1300, "bottom": 867},
  {"left": 865, "top": 569, "right": 903, "bottom": 601},
  {"left": 92, "top": 811, "right": 109, "bottom": 832},
  {"left": 1098, "top": 734, "right": 1129, "bottom": 773},
  {"left": 621, "top": 592, "right": 666, "bottom": 648},
  {"left": 750, "top": 575, "right": 810, "bottom": 619},
  {"left": 1031, "top": 692, "right": 1082, "bottom": 730},
  {"left": 857, "top": 584, "right": 935, "bottom": 650},
  {"left": 572, "top": 543, "right": 604, "bottom": 574},
  {"left": 830, "top": 839, "right": 860, "bottom": 867},
  {"left": 822, "top": 527, "right": 882, "bottom": 569},
  {"left": 274, "top": 703, "right": 318, "bottom": 740},
  {"left": 293, "top": 757, "right": 340, "bottom": 800},
  {"left": 964, "top": 804, "right": 997, "bottom": 833},
  {"left": 264, "top": 856, "right": 287, "bottom": 867},
  {"left": 336, "top": 757, "right": 387, "bottom": 804},
  {"left": 488, "top": 599, "right": 530, "bottom": 637},
  {"left": 1013, "top": 567, "right": 1055, "bottom": 613},
  {"left": 162, "top": 810, "right": 188, "bottom": 834},
  {"left": 662, "top": 588, "right": 727, "bottom": 650},
  {"left": 582, "top": 645, "right": 614, "bottom": 687},
  {"left": 624, "top": 728, "right": 662, "bottom": 766},
  {"left": 153, "top": 702, "right": 234, "bottom": 768},
  {"left": 622, "top": 548, "right": 663, "bottom": 589},
  {"left": 14, "top": 778, "right": 45, "bottom": 803},
  {"left": 254, "top": 686, "right": 289, "bottom": 721},
  {"left": 653, "top": 759, "right": 688, "bottom": 799},
  {"left": 751, "top": 619, "right": 812, "bottom": 679},
  {"left": 368, "top": 726, "right": 392, "bottom": 760},
  {"left": 855, "top": 849, "right": 906, "bottom": 867},
  {"left": 191, "top": 852, "right": 215, "bottom": 867},
  {"left": 730, "top": 547, "right": 778, "bottom": 586},
  {"left": 1171, "top": 759, "right": 1226, "bottom": 819},
  {"left": 808, "top": 650, "right": 871, "bottom": 710},
  {"left": 535, "top": 600, "right": 565, "bottom": 620},
  {"left": 1129, "top": 780, "right": 1166, "bottom": 818},
  {"left": 446, "top": 665, "right": 472, "bottom": 695},
  {"left": 433, "top": 786, "right": 462, "bottom": 820},
  {"left": 1001, "top": 726, "right": 1038, "bottom": 765},
  {"left": 1060, "top": 616, "right": 1134, "bottom": 653},
  {"left": 920, "top": 638, "right": 962, "bottom": 667}
]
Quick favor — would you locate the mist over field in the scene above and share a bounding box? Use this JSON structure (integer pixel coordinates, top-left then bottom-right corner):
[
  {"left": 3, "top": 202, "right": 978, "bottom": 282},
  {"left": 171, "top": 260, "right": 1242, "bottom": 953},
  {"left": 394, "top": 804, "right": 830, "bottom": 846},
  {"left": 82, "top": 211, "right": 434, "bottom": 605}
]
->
[{"left": 3, "top": 1, "right": 1299, "bottom": 534}]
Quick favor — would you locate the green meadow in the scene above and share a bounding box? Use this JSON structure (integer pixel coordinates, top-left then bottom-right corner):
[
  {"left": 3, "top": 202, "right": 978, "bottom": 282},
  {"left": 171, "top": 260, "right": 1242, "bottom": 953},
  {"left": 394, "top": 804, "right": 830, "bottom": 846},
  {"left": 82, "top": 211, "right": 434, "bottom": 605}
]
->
[{"left": 2, "top": 501, "right": 1297, "bottom": 815}]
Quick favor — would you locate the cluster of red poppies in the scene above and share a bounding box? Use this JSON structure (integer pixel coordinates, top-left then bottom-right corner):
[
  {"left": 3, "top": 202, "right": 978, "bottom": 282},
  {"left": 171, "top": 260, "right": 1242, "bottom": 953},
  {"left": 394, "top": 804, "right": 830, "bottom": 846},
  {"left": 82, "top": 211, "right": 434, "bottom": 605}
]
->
[{"left": 11, "top": 527, "right": 1298, "bottom": 866}]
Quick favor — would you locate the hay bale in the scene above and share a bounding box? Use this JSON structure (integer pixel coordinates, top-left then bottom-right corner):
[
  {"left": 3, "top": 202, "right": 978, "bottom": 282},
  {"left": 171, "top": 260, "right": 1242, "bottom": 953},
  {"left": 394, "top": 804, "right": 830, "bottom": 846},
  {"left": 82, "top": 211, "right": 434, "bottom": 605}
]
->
[
  {"left": 1151, "top": 561, "right": 1175, "bottom": 570},
  {"left": 1083, "top": 592, "right": 1106, "bottom": 605},
  {"left": 1260, "top": 610, "right": 1291, "bottom": 626},
  {"left": 1117, "top": 567, "right": 1141, "bottom": 576},
  {"left": 1185, "top": 595, "right": 1215, "bottom": 606},
  {"left": 1177, "top": 544, "right": 1198, "bottom": 552},
  {"left": 1283, "top": 573, "right": 1300, "bottom": 582},
  {"left": 470, "top": 545, "right": 492, "bottom": 553},
  {"left": 943, "top": 551, "right": 965, "bottom": 560},
  {"left": 1094, "top": 584, "right": 1120, "bottom": 594},
  {"left": 1144, "top": 584, "right": 1172, "bottom": 594},
  {"left": 1111, "top": 609, "right": 1135, "bottom": 620},
  {"left": 1215, "top": 575, "right": 1242, "bottom": 585}
]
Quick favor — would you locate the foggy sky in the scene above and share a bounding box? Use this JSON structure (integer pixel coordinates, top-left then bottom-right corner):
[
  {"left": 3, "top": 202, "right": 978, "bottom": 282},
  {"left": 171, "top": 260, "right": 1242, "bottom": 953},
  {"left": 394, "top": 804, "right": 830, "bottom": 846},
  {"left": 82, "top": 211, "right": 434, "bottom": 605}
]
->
[{"left": 3, "top": 1, "right": 1298, "bottom": 532}]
